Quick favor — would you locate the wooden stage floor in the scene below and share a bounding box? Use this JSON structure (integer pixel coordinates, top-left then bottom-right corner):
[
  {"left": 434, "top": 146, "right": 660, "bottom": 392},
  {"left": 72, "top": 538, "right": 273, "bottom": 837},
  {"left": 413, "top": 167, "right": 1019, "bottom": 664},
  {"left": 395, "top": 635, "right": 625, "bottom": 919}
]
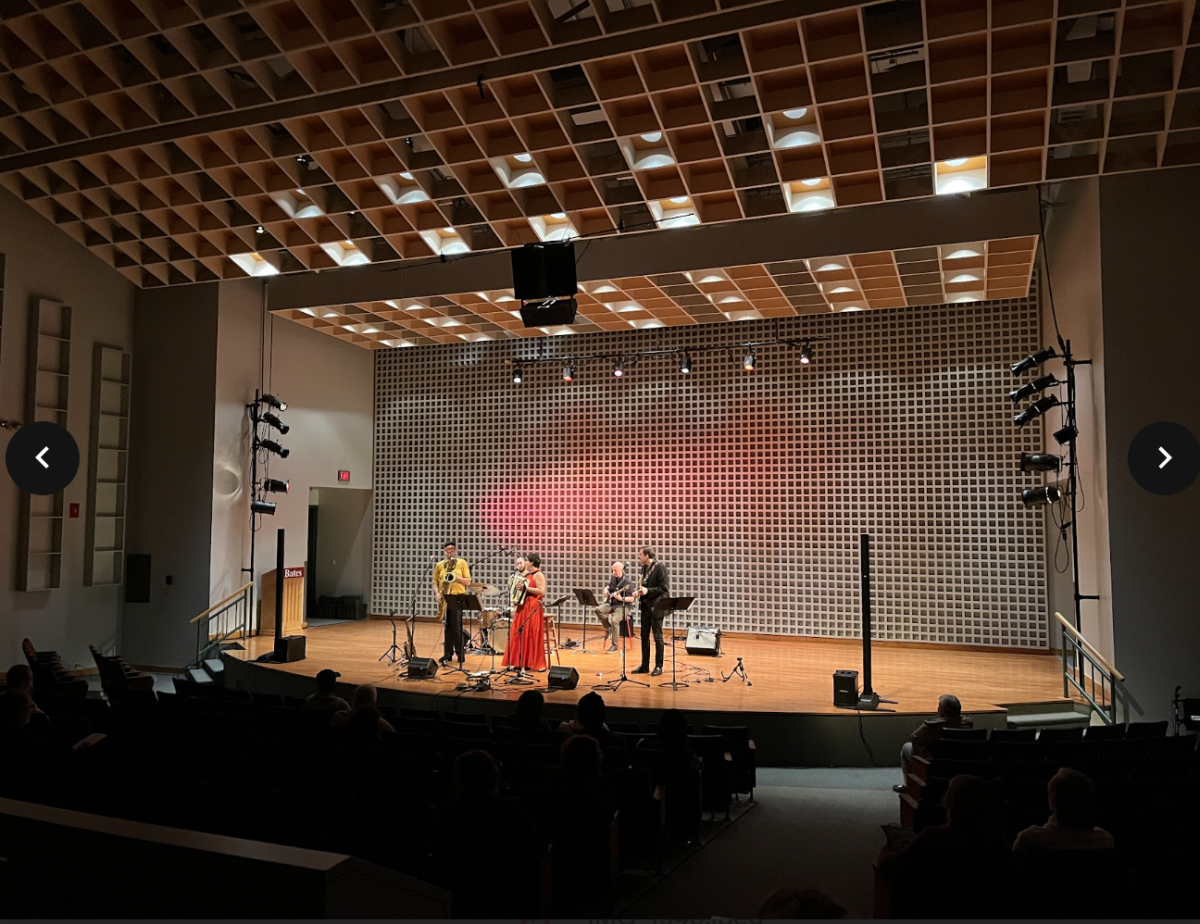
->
[{"left": 228, "top": 618, "right": 1074, "bottom": 718}]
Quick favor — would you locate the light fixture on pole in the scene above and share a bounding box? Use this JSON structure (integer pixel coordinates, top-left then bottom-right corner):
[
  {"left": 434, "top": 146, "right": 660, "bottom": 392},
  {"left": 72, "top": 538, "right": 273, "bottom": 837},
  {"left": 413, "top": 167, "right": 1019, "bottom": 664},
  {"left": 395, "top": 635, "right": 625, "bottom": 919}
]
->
[
  {"left": 512, "top": 364, "right": 523, "bottom": 384},
  {"left": 613, "top": 359, "right": 624, "bottom": 378},
  {"left": 1013, "top": 395, "right": 1060, "bottom": 428},
  {"left": 259, "top": 411, "right": 289, "bottom": 434},
  {"left": 261, "top": 393, "right": 288, "bottom": 411},
  {"left": 1021, "top": 485, "right": 1063, "bottom": 508},
  {"left": 257, "top": 438, "right": 290, "bottom": 459},
  {"left": 1008, "top": 374, "right": 1060, "bottom": 404},
  {"left": 262, "top": 478, "right": 290, "bottom": 493},
  {"left": 1054, "top": 424, "right": 1078, "bottom": 445},
  {"left": 680, "top": 352, "right": 692, "bottom": 374},
  {"left": 562, "top": 363, "right": 574, "bottom": 383},
  {"left": 251, "top": 499, "right": 277, "bottom": 515},
  {"left": 1010, "top": 346, "right": 1058, "bottom": 376},
  {"left": 799, "top": 341, "right": 814, "bottom": 365},
  {"left": 742, "top": 350, "right": 757, "bottom": 372},
  {"left": 1020, "top": 453, "right": 1062, "bottom": 473}
]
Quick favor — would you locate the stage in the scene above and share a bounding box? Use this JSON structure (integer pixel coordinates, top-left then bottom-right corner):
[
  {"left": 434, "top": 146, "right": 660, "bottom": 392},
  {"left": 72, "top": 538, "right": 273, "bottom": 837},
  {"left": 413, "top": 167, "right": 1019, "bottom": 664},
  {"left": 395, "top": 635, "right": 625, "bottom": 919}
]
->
[{"left": 221, "top": 618, "right": 1081, "bottom": 765}]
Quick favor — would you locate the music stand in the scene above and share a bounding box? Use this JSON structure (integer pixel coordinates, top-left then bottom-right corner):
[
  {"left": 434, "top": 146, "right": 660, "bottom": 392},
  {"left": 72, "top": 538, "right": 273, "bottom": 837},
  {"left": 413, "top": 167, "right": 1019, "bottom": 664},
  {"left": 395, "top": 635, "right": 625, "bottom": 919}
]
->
[
  {"left": 658, "top": 595, "right": 695, "bottom": 691},
  {"left": 443, "top": 594, "right": 480, "bottom": 676},
  {"left": 570, "top": 589, "right": 600, "bottom": 654}
]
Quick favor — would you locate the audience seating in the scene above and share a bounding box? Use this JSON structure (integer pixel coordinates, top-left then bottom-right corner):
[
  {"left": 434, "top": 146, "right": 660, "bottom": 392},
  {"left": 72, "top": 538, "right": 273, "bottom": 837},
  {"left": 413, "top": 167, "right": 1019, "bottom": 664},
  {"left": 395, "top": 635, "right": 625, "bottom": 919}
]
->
[
  {"left": 20, "top": 639, "right": 87, "bottom": 699},
  {"left": 701, "top": 724, "right": 757, "bottom": 800},
  {"left": 88, "top": 645, "right": 154, "bottom": 693}
]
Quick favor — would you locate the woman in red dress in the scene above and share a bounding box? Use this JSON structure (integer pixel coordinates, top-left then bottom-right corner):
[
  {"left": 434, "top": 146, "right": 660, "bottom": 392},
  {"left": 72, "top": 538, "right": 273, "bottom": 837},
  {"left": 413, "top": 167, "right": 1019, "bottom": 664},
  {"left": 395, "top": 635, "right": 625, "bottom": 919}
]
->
[{"left": 503, "top": 552, "right": 547, "bottom": 674}]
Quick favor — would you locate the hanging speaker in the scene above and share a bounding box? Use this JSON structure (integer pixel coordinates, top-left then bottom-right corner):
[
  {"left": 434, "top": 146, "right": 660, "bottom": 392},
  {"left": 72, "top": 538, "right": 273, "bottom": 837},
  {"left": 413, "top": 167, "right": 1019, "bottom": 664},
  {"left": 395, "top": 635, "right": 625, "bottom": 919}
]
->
[
  {"left": 518, "top": 297, "right": 577, "bottom": 327},
  {"left": 511, "top": 241, "right": 577, "bottom": 301},
  {"left": 547, "top": 666, "right": 580, "bottom": 690},
  {"left": 407, "top": 657, "right": 439, "bottom": 679},
  {"left": 684, "top": 626, "right": 721, "bottom": 656}
]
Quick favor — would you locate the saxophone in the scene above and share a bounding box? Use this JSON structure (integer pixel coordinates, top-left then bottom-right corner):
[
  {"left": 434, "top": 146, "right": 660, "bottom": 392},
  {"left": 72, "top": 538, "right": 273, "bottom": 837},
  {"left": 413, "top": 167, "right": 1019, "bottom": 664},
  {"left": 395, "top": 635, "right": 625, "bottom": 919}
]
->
[{"left": 438, "top": 557, "right": 458, "bottom": 622}]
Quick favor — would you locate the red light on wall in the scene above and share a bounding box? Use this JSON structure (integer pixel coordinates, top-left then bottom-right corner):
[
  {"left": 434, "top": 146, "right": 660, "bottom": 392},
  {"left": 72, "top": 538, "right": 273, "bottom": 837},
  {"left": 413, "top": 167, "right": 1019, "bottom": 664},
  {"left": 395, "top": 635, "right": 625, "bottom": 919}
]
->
[
  {"left": 69, "top": 503, "right": 80, "bottom": 518},
  {"left": 338, "top": 470, "right": 351, "bottom": 482}
]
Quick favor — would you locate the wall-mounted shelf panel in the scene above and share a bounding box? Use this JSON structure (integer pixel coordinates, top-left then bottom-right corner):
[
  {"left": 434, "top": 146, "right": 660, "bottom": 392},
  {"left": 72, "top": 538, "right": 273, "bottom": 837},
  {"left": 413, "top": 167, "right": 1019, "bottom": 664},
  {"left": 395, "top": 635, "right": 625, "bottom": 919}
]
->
[{"left": 85, "top": 345, "right": 132, "bottom": 586}]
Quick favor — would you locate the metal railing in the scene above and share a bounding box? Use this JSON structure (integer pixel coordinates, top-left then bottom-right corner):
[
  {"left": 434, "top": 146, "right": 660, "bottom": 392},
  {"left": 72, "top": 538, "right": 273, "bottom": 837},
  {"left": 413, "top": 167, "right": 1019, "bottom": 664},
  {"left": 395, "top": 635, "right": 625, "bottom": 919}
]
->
[
  {"left": 189, "top": 582, "right": 253, "bottom": 669},
  {"left": 1055, "top": 611, "right": 1124, "bottom": 726}
]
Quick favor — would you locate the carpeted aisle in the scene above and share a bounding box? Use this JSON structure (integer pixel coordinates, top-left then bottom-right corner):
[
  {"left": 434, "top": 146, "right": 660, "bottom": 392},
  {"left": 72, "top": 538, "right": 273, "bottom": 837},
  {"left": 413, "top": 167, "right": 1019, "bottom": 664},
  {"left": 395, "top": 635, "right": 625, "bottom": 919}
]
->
[{"left": 624, "top": 767, "right": 898, "bottom": 919}]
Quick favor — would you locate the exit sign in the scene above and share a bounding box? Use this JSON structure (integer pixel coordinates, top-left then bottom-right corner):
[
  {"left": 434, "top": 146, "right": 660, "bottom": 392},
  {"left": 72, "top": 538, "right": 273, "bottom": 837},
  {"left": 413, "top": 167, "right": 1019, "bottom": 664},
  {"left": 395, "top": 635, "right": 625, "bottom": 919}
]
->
[{"left": 337, "top": 470, "right": 351, "bottom": 482}]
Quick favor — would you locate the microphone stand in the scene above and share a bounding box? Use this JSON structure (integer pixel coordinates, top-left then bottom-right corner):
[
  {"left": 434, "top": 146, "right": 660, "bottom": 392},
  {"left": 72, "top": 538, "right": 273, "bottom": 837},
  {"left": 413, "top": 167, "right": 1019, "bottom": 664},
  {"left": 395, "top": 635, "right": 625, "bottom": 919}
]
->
[
  {"left": 379, "top": 609, "right": 403, "bottom": 664},
  {"left": 594, "top": 594, "right": 647, "bottom": 692},
  {"left": 502, "top": 596, "right": 541, "bottom": 687}
]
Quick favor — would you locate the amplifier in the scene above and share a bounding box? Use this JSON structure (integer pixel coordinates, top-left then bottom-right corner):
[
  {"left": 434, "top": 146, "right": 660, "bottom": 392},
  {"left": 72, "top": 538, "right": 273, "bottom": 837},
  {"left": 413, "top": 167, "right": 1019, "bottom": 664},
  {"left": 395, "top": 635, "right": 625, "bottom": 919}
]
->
[{"left": 684, "top": 626, "right": 721, "bottom": 656}]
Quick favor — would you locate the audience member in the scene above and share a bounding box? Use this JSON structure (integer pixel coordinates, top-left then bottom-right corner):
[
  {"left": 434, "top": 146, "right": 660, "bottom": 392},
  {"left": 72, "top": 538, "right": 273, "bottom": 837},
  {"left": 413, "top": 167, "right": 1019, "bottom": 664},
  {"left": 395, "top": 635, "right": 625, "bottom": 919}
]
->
[
  {"left": 894, "top": 693, "right": 973, "bottom": 792},
  {"left": 557, "top": 691, "right": 623, "bottom": 753},
  {"left": 1013, "top": 768, "right": 1114, "bottom": 852},
  {"left": 331, "top": 684, "right": 395, "bottom": 736},
  {"left": 0, "top": 691, "right": 36, "bottom": 752},
  {"left": 3, "top": 665, "right": 49, "bottom": 735},
  {"left": 304, "top": 669, "right": 350, "bottom": 713},
  {"left": 499, "top": 689, "right": 552, "bottom": 733},
  {"left": 759, "top": 887, "right": 848, "bottom": 919},
  {"left": 542, "top": 734, "right": 616, "bottom": 818}
]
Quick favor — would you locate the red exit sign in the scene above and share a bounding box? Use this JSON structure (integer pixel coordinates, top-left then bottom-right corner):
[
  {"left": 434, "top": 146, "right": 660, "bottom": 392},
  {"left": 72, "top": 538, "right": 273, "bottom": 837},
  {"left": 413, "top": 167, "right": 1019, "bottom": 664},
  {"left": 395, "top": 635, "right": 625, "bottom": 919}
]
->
[{"left": 337, "top": 470, "right": 351, "bottom": 482}]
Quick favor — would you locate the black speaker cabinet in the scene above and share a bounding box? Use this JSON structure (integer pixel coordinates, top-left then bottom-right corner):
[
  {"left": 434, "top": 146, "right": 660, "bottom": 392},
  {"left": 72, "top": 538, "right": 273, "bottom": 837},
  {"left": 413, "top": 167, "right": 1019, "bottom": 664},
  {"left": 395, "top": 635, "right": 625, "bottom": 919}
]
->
[
  {"left": 511, "top": 241, "right": 577, "bottom": 300},
  {"left": 547, "top": 666, "right": 580, "bottom": 691},
  {"left": 518, "top": 297, "right": 577, "bottom": 327},
  {"left": 833, "top": 669, "right": 860, "bottom": 708},
  {"left": 271, "top": 635, "right": 306, "bottom": 663},
  {"left": 408, "top": 657, "right": 439, "bottom": 679},
  {"left": 684, "top": 626, "right": 721, "bottom": 656}
]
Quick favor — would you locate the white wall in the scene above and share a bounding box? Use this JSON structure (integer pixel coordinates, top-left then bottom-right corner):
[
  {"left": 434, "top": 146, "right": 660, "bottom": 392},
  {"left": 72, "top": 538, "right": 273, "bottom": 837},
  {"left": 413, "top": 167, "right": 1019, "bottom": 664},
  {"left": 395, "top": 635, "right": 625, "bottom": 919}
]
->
[
  {"left": 211, "top": 279, "right": 374, "bottom": 623},
  {"left": 1040, "top": 178, "right": 1114, "bottom": 660},
  {"left": 0, "top": 188, "right": 135, "bottom": 672}
]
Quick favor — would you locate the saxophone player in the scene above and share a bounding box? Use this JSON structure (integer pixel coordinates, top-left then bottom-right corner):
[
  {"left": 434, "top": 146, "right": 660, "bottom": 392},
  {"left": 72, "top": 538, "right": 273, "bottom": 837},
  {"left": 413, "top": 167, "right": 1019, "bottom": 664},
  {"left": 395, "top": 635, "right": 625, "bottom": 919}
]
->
[{"left": 433, "top": 541, "right": 472, "bottom": 666}]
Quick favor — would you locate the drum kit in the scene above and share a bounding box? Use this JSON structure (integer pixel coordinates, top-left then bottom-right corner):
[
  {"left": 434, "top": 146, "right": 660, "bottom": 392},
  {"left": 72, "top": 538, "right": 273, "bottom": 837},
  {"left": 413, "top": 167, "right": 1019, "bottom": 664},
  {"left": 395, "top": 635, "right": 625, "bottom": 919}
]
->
[{"left": 464, "top": 582, "right": 510, "bottom": 654}]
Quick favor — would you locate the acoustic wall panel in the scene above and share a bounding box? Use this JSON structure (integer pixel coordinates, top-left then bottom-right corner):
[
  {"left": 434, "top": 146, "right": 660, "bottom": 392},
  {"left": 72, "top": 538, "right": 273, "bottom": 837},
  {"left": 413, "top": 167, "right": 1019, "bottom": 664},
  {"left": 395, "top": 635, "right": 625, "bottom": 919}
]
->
[{"left": 372, "top": 293, "right": 1048, "bottom": 649}]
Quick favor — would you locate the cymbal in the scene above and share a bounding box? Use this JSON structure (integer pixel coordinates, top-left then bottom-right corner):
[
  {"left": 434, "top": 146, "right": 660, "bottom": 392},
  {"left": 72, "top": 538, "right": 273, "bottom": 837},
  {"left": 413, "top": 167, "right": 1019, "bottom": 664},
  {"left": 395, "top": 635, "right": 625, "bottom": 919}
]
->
[{"left": 467, "top": 582, "right": 501, "bottom": 595}]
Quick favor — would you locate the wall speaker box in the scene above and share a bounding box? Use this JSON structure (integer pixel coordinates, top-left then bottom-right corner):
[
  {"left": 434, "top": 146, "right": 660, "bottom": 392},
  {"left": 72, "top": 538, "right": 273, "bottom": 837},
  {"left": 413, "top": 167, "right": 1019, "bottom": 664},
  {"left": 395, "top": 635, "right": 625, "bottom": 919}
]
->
[
  {"left": 511, "top": 241, "right": 577, "bottom": 301},
  {"left": 684, "top": 626, "right": 721, "bottom": 656},
  {"left": 833, "top": 669, "right": 860, "bottom": 708},
  {"left": 408, "top": 657, "right": 438, "bottom": 679},
  {"left": 273, "top": 635, "right": 307, "bottom": 663},
  {"left": 547, "top": 666, "right": 580, "bottom": 690},
  {"left": 125, "top": 554, "right": 151, "bottom": 603}
]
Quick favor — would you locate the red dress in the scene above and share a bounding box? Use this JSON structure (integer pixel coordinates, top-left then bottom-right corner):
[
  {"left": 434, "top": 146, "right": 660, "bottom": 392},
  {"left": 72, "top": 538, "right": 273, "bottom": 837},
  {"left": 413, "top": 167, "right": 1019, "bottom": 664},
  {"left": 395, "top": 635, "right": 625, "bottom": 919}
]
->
[{"left": 503, "top": 569, "right": 547, "bottom": 671}]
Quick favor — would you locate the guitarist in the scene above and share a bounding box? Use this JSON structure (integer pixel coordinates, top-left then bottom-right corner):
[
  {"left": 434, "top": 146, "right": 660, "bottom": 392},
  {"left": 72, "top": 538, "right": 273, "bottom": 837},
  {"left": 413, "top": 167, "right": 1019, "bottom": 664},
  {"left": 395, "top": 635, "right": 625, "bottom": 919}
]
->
[
  {"left": 433, "top": 541, "right": 472, "bottom": 666},
  {"left": 632, "top": 546, "right": 670, "bottom": 677},
  {"left": 593, "top": 561, "right": 634, "bottom": 653}
]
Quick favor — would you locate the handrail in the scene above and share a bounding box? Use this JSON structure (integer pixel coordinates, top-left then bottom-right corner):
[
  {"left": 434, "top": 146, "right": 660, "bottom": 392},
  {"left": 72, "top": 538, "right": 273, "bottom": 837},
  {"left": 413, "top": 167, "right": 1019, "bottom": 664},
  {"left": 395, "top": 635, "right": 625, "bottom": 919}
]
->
[
  {"left": 1054, "top": 612, "right": 1124, "bottom": 681},
  {"left": 190, "top": 582, "right": 254, "bottom": 625}
]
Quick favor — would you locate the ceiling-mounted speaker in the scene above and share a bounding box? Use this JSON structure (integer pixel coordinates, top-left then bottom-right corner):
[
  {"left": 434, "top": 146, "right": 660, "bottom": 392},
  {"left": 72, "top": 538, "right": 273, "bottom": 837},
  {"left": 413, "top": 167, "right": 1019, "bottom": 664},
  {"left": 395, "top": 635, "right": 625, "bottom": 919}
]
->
[
  {"left": 519, "top": 297, "right": 578, "bottom": 327},
  {"left": 512, "top": 241, "right": 577, "bottom": 302}
]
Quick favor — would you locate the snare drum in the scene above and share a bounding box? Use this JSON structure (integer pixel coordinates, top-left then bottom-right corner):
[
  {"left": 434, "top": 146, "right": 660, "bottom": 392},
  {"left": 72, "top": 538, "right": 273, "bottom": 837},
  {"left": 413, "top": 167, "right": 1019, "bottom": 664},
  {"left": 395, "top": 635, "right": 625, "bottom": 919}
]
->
[
  {"left": 490, "top": 618, "right": 510, "bottom": 652},
  {"left": 479, "top": 609, "right": 499, "bottom": 628}
]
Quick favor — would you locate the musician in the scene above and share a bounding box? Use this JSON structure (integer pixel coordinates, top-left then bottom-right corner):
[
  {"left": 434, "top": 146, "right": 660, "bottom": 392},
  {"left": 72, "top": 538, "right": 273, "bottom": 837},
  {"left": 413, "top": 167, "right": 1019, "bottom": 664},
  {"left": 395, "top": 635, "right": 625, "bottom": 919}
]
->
[
  {"left": 593, "top": 561, "right": 634, "bottom": 653},
  {"left": 433, "top": 541, "right": 472, "bottom": 666},
  {"left": 503, "top": 552, "right": 547, "bottom": 675},
  {"left": 631, "top": 546, "right": 670, "bottom": 677}
]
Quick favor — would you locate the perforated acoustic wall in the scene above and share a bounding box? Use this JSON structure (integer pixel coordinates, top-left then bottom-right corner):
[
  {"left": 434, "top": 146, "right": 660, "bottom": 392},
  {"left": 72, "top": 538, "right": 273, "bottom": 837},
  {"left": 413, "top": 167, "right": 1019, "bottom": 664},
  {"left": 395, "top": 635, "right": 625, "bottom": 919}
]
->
[{"left": 373, "top": 293, "right": 1048, "bottom": 649}]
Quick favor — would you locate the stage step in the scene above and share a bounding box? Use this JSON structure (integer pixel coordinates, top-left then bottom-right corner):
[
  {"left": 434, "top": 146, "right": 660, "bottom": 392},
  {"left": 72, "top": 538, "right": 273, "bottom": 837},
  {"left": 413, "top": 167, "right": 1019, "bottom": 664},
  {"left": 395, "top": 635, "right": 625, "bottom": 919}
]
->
[
  {"left": 201, "top": 659, "right": 224, "bottom": 682},
  {"left": 1004, "top": 701, "right": 1090, "bottom": 730},
  {"left": 186, "top": 667, "right": 215, "bottom": 685}
]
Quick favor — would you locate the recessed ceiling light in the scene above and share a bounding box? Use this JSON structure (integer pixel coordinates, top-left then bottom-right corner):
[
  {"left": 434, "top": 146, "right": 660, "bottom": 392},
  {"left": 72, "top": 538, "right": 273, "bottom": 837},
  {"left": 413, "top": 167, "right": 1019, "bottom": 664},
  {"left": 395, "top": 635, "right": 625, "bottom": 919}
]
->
[
  {"left": 399, "top": 172, "right": 413, "bottom": 180},
  {"left": 551, "top": 212, "right": 566, "bottom": 219},
  {"left": 640, "top": 131, "right": 663, "bottom": 143},
  {"left": 949, "top": 274, "right": 981, "bottom": 283},
  {"left": 817, "top": 262, "right": 846, "bottom": 271},
  {"left": 513, "top": 153, "right": 533, "bottom": 163},
  {"left": 948, "top": 248, "right": 981, "bottom": 259},
  {"left": 782, "top": 108, "right": 808, "bottom": 120},
  {"left": 953, "top": 295, "right": 980, "bottom": 303},
  {"left": 830, "top": 286, "right": 855, "bottom": 294},
  {"left": 840, "top": 306, "right": 864, "bottom": 312},
  {"left": 669, "top": 196, "right": 688, "bottom": 205},
  {"left": 801, "top": 177, "right": 823, "bottom": 187},
  {"left": 443, "top": 227, "right": 455, "bottom": 234},
  {"left": 945, "top": 157, "right": 969, "bottom": 167}
]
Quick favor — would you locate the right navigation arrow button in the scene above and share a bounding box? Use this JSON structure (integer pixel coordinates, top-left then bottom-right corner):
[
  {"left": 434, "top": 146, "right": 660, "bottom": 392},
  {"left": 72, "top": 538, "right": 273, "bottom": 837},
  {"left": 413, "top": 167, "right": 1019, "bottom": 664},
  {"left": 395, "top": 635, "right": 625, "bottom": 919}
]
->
[{"left": 1158, "top": 446, "right": 1172, "bottom": 470}]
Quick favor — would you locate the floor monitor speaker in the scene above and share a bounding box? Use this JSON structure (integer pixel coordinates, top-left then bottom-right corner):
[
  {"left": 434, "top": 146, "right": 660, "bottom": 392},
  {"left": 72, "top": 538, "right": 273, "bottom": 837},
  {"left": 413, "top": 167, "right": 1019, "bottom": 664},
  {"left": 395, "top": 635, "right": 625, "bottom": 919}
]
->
[
  {"left": 833, "top": 669, "right": 860, "bottom": 708},
  {"left": 684, "top": 626, "right": 721, "bottom": 656},
  {"left": 408, "top": 657, "right": 439, "bottom": 679},
  {"left": 547, "top": 666, "right": 580, "bottom": 690},
  {"left": 273, "top": 635, "right": 307, "bottom": 663}
]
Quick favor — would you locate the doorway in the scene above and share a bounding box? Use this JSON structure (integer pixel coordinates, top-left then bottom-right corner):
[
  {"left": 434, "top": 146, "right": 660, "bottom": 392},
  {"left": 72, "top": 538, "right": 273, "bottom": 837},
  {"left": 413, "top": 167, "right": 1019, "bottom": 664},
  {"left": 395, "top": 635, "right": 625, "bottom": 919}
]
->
[{"left": 306, "top": 487, "right": 373, "bottom": 626}]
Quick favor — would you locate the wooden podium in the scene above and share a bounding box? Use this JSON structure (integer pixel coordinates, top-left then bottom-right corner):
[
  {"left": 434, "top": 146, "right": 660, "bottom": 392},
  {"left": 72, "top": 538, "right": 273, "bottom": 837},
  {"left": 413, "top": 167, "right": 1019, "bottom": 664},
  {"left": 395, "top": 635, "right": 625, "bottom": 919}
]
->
[{"left": 261, "top": 566, "right": 307, "bottom": 635}]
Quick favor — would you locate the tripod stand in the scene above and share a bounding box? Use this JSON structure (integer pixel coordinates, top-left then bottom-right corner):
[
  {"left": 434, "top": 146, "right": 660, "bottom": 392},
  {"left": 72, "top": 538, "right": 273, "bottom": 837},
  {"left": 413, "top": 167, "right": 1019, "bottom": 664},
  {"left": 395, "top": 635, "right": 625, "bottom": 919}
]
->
[
  {"left": 379, "top": 609, "right": 403, "bottom": 664},
  {"left": 722, "top": 657, "right": 752, "bottom": 686},
  {"left": 442, "top": 595, "right": 480, "bottom": 677},
  {"left": 658, "top": 596, "right": 695, "bottom": 691},
  {"left": 593, "top": 600, "right": 646, "bottom": 692},
  {"left": 570, "top": 589, "right": 601, "bottom": 653}
]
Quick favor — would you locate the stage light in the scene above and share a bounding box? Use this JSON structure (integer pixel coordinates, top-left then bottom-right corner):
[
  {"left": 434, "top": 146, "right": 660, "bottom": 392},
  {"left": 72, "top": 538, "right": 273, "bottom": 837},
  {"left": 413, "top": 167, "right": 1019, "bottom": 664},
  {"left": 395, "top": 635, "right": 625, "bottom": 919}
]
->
[
  {"left": 680, "top": 352, "right": 692, "bottom": 374},
  {"left": 251, "top": 499, "right": 277, "bottom": 515},
  {"left": 512, "top": 364, "right": 523, "bottom": 384},
  {"left": 562, "top": 363, "right": 574, "bottom": 383},
  {"left": 613, "top": 359, "right": 624, "bottom": 378},
  {"left": 743, "top": 350, "right": 756, "bottom": 372},
  {"left": 1013, "top": 395, "right": 1060, "bottom": 428},
  {"left": 1008, "top": 374, "right": 1060, "bottom": 404},
  {"left": 1011, "top": 346, "right": 1058, "bottom": 376},
  {"left": 263, "top": 478, "right": 290, "bottom": 494},
  {"left": 1054, "top": 424, "right": 1078, "bottom": 445},
  {"left": 1020, "top": 453, "right": 1062, "bottom": 473},
  {"left": 257, "top": 438, "right": 290, "bottom": 459},
  {"left": 261, "top": 394, "right": 287, "bottom": 411},
  {"left": 1021, "top": 485, "right": 1063, "bottom": 508},
  {"left": 799, "top": 342, "right": 814, "bottom": 365},
  {"left": 259, "top": 411, "right": 289, "bottom": 434}
]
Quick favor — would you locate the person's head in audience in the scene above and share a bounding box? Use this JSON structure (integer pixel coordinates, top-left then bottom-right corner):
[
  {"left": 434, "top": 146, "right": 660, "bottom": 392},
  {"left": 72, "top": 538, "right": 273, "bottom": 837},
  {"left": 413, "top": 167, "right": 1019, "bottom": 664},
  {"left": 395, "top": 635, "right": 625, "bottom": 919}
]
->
[
  {"left": 0, "top": 691, "right": 33, "bottom": 731},
  {"left": 561, "top": 733, "right": 603, "bottom": 776},
  {"left": 944, "top": 775, "right": 1004, "bottom": 842},
  {"left": 314, "top": 669, "right": 340, "bottom": 695},
  {"left": 5, "top": 665, "right": 33, "bottom": 695},
  {"left": 453, "top": 749, "right": 500, "bottom": 802},
  {"left": 759, "top": 887, "right": 848, "bottom": 919},
  {"left": 349, "top": 683, "right": 378, "bottom": 710},
  {"left": 656, "top": 709, "right": 689, "bottom": 747},
  {"left": 1047, "top": 767, "right": 1099, "bottom": 830},
  {"left": 345, "top": 705, "right": 383, "bottom": 740},
  {"left": 513, "top": 689, "right": 545, "bottom": 724},
  {"left": 937, "top": 693, "right": 963, "bottom": 720},
  {"left": 576, "top": 691, "right": 606, "bottom": 730}
]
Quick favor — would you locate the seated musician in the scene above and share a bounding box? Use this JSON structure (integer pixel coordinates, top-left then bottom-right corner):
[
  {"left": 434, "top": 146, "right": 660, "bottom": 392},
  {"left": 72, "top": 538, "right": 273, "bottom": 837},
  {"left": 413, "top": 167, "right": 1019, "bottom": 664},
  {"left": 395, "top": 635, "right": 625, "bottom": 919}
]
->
[{"left": 593, "top": 561, "right": 634, "bottom": 653}]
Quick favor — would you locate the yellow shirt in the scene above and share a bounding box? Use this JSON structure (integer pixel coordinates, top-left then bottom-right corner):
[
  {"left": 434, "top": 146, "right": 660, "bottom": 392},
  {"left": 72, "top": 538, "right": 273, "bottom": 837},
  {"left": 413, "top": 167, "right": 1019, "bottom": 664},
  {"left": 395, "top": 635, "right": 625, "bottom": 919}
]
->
[{"left": 433, "top": 557, "right": 471, "bottom": 598}]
